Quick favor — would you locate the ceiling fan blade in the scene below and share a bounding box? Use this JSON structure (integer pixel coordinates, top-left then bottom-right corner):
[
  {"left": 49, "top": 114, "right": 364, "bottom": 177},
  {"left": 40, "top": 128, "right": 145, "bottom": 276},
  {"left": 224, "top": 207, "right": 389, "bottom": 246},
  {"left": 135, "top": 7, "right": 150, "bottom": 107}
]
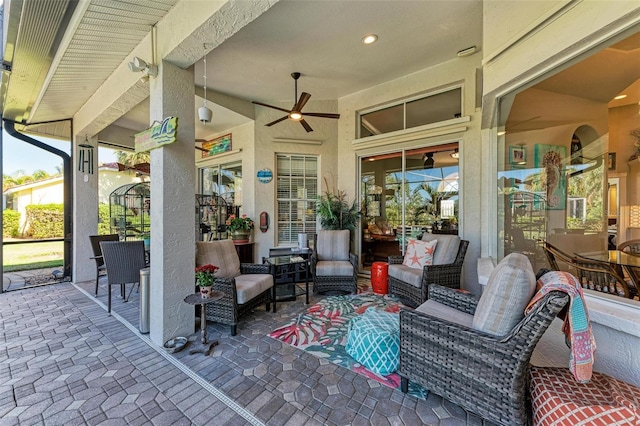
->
[
  {"left": 300, "top": 119, "right": 313, "bottom": 133},
  {"left": 252, "top": 101, "right": 292, "bottom": 114},
  {"left": 266, "top": 115, "right": 289, "bottom": 127},
  {"left": 294, "top": 92, "right": 311, "bottom": 112},
  {"left": 303, "top": 112, "right": 341, "bottom": 119}
]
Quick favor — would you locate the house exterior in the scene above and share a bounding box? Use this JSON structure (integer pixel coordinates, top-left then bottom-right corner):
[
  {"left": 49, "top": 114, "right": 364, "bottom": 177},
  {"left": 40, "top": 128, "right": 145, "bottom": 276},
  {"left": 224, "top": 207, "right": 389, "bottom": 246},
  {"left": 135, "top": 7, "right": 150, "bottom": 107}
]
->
[
  {"left": 1, "top": 1, "right": 639, "bottom": 386},
  {"left": 3, "top": 165, "right": 144, "bottom": 234}
]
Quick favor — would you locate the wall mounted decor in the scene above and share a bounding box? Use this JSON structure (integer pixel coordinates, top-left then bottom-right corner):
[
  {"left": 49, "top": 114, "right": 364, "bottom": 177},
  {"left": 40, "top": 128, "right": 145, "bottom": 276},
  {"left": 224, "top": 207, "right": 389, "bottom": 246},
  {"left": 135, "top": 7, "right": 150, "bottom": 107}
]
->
[
  {"left": 608, "top": 152, "right": 616, "bottom": 171},
  {"left": 257, "top": 169, "right": 273, "bottom": 183},
  {"left": 509, "top": 146, "right": 526, "bottom": 165},
  {"left": 534, "top": 144, "right": 567, "bottom": 210},
  {"left": 201, "top": 133, "right": 232, "bottom": 158}
]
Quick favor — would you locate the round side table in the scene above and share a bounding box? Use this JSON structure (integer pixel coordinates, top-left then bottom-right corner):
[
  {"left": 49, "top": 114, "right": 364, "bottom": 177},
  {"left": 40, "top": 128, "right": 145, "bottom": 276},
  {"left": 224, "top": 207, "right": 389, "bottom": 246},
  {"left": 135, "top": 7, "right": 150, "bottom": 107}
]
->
[{"left": 184, "top": 291, "right": 224, "bottom": 355}]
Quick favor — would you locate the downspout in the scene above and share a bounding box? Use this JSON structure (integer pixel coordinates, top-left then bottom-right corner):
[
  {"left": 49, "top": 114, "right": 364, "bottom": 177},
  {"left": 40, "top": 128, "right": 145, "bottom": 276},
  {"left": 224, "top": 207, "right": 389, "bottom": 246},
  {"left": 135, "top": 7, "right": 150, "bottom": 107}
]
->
[{"left": 3, "top": 120, "right": 72, "bottom": 280}]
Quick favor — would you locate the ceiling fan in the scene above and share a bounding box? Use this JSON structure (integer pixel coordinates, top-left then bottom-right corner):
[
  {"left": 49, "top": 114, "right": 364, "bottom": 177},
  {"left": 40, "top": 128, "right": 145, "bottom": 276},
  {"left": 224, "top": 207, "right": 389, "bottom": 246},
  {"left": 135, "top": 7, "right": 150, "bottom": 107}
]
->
[{"left": 252, "top": 72, "right": 340, "bottom": 132}]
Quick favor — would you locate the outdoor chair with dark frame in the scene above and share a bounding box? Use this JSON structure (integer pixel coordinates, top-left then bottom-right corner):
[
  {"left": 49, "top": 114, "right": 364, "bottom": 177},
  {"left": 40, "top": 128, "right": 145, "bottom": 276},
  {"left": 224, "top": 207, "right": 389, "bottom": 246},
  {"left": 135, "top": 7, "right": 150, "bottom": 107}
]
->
[
  {"left": 89, "top": 234, "right": 120, "bottom": 297},
  {"left": 618, "top": 239, "right": 640, "bottom": 293},
  {"left": 399, "top": 284, "right": 569, "bottom": 426},
  {"left": 99, "top": 240, "right": 147, "bottom": 315}
]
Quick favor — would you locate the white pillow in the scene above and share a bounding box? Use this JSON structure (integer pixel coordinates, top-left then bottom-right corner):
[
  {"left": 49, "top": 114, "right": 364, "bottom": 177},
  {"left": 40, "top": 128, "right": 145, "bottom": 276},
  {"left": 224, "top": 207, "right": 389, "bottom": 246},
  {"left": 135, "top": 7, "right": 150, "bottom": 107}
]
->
[{"left": 402, "top": 239, "right": 437, "bottom": 269}]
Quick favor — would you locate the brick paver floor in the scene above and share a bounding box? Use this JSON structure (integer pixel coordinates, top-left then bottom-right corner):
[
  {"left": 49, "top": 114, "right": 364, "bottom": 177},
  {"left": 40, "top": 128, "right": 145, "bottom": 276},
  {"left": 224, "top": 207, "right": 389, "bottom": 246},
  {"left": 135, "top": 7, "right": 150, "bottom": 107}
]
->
[{"left": 1, "top": 277, "right": 493, "bottom": 425}]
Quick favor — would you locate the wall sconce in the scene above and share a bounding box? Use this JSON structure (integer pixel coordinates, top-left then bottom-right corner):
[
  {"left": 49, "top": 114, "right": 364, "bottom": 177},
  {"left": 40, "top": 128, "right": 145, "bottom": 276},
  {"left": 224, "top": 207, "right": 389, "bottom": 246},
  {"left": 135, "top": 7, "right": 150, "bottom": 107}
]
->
[
  {"left": 450, "top": 148, "right": 459, "bottom": 159},
  {"left": 128, "top": 56, "right": 157, "bottom": 81},
  {"left": 78, "top": 137, "right": 94, "bottom": 174}
]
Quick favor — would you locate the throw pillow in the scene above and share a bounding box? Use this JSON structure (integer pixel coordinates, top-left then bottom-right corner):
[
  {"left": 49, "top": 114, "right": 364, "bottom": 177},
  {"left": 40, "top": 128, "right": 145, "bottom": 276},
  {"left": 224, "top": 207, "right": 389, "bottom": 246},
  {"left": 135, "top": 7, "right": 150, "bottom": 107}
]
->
[
  {"left": 402, "top": 239, "right": 437, "bottom": 269},
  {"left": 472, "top": 252, "right": 536, "bottom": 336}
]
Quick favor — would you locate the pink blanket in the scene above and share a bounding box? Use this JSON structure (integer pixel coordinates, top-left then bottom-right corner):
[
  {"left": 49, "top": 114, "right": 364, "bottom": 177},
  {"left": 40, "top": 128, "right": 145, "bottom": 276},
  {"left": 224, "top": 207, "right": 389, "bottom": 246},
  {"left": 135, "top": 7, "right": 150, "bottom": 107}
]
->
[{"left": 526, "top": 271, "right": 596, "bottom": 383}]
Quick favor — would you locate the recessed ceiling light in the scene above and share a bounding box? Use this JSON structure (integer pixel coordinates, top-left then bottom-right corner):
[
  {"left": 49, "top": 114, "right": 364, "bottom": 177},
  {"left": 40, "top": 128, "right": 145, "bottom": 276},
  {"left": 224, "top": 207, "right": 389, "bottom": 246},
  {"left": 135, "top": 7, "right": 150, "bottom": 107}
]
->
[
  {"left": 362, "top": 34, "right": 378, "bottom": 45},
  {"left": 614, "top": 94, "right": 627, "bottom": 100}
]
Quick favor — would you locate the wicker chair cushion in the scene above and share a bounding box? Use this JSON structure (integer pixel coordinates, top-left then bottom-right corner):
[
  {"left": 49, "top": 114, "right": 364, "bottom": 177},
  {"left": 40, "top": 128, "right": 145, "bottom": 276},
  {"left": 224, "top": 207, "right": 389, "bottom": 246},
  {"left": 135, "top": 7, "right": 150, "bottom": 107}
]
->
[
  {"left": 317, "top": 230, "right": 350, "bottom": 261},
  {"left": 315, "top": 260, "right": 354, "bottom": 277},
  {"left": 234, "top": 273, "right": 273, "bottom": 305},
  {"left": 402, "top": 239, "right": 437, "bottom": 269},
  {"left": 345, "top": 307, "right": 400, "bottom": 375},
  {"left": 196, "top": 240, "right": 241, "bottom": 279},
  {"left": 531, "top": 366, "right": 640, "bottom": 426},
  {"left": 472, "top": 253, "right": 536, "bottom": 336},
  {"left": 416, "top": 299, "right": 474, "bottom": 328},
  {"left": 421, "top": 234, "right": 460, "bottom": 265},
  {"left": 388, "top": 264, "right": 422, "bottom": 288}
]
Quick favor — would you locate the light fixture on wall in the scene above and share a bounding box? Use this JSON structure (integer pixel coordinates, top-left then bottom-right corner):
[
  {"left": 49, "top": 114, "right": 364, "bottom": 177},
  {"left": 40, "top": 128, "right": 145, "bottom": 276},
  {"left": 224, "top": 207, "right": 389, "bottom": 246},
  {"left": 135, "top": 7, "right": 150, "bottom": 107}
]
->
[
  {"left": 128, "top": 56, "right": 157, "bottom": 81},
  {"left": 450, "top": 148, "right": 459, "bottom": 159},
  {"left": 423, "top": 152, "right": 434, "bottom": 169},
  {"left": 198, "top": 46, "right": 213, "bottom": 124}
]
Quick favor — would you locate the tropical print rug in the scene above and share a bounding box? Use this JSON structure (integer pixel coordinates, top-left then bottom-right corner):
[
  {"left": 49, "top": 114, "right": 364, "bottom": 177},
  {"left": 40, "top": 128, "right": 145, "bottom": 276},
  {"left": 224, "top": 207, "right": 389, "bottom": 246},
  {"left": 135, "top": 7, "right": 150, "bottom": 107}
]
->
[{"left": 268, "top": 291, "right": 428, "bottom": 398}]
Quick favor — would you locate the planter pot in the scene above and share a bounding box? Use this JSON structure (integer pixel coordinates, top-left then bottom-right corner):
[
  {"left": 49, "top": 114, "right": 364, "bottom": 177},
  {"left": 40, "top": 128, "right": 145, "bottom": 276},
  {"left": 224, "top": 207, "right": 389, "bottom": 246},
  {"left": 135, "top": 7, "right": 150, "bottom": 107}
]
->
[
  {"left": 199, "top": 285, "right": 213, "bottom": 299},
  {"left": 231, "top": 230, "right": 251, "bottom": 244}
]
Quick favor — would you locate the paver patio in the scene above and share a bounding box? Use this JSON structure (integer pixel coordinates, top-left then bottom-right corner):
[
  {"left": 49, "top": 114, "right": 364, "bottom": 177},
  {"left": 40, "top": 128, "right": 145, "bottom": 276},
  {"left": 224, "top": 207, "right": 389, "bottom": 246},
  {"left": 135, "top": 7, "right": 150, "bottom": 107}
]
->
[{"left": 0, "top": 276, "right": 493, "bottom": 425}]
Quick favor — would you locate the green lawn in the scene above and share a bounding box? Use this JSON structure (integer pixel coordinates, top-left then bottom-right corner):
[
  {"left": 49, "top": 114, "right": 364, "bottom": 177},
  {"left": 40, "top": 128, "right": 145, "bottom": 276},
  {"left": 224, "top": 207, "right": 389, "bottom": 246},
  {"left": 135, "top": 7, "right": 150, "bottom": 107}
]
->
[{"left": 3, "top": 241, "right": 64, "bottom": 271}]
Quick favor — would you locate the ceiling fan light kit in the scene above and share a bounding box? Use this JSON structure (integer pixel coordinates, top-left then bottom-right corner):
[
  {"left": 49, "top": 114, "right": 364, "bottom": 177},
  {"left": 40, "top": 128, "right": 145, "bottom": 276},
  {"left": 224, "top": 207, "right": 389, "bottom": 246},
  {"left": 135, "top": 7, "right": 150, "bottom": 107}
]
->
[{"left": 252, "top": 72, "right": 340, "bottom": 132}]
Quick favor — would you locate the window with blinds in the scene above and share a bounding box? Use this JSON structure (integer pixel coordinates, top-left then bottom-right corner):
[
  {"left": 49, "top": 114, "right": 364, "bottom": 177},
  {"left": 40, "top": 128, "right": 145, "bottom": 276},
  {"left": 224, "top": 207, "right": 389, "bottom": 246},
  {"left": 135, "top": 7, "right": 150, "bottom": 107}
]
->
[{"left": 276, "top": 155, "right": 318, "bottom": 245}]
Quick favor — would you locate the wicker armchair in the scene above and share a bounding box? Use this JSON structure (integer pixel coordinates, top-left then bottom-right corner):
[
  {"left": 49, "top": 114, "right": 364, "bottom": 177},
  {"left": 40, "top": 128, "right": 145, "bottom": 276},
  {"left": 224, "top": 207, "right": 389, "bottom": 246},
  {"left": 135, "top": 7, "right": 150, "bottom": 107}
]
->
[
  {"left": 388, "top": 238, "right": 469, "bottom": 308},
  {"left": 196, "top": 240, "right": 273, "bottom": 336},
  {"left": 399, "top": 284, "right": 569, "bottom": 426},
  {"left": 310, "top": 230, "right": 358, "bottom": 295},
  {"left": 100, "top": 241, "right": 147, "bottom": 315},
  {"left": 89, "top": 234, "right": 120, "bottom": 297},
  {"left": 618, "top": 239, "right": 640, "bottom": 293}
]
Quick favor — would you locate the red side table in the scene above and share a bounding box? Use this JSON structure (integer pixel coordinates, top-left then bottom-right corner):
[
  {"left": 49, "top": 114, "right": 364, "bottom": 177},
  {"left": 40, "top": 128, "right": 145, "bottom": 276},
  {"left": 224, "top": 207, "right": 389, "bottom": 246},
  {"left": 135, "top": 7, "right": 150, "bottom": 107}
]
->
[{"left": 371, "top": 262, "right": 389, "bottom": 294}]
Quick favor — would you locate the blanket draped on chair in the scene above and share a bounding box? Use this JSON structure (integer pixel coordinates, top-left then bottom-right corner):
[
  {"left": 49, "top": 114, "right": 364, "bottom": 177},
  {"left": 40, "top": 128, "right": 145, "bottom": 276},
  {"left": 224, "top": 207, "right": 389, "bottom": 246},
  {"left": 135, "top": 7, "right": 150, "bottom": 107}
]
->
[{"left": 526, "top": 270, "right": 596, "bottom": 383}]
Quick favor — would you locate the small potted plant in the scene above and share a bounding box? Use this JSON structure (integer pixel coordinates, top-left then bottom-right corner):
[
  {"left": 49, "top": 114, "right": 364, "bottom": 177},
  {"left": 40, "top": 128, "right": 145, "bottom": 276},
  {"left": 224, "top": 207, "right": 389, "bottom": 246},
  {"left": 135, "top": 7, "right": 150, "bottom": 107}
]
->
[
  {"left": 226, "top": 214, "right": 254, "bottom": 243},
  {"left": 195, "top": 264, "right": 219, "bottom": 298}
]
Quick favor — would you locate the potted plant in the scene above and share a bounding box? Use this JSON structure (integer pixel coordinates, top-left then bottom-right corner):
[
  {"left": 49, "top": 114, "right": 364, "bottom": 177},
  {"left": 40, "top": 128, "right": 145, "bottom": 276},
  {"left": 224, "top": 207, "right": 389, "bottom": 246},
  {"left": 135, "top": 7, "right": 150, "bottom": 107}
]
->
[
  {"left": 316, "top": 178, "right": 362, "bottom": 234},
  {"left": 226, "top": 214, "right": 254, "bottom": 243},
  {"left": 195, "top": 264, "right": 219, "bottom": 298}
]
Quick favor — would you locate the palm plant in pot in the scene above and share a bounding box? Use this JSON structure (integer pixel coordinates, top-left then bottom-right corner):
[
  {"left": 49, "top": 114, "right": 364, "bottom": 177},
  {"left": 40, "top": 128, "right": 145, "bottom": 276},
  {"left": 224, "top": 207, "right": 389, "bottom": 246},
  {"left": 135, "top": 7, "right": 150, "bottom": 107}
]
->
[{"left": 316, "top": 178, "right": 362, "bottom": 234}]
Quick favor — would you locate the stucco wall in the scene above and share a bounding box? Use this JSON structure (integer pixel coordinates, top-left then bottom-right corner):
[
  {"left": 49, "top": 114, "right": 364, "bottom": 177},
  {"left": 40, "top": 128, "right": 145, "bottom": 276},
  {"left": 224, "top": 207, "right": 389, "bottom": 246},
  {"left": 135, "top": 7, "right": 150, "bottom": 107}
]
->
[
  {"left": 338, "top": 54, "right": 484, "bottom": 293},
  {"left": 252, "top": 99, "right": 338, "bottom": 262}
]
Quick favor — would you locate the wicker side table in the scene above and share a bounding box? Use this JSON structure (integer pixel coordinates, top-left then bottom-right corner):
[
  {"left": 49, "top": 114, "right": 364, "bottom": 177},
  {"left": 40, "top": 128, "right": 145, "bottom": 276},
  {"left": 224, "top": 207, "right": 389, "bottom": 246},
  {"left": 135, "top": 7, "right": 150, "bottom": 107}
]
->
[{"left": 184, "top": 291, "right": 224, "bottom": 355}]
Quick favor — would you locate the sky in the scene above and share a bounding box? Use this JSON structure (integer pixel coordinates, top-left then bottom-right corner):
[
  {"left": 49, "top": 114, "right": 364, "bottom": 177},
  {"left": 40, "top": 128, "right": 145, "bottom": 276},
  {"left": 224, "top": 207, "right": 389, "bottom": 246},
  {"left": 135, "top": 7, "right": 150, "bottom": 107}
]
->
[{"left": 2, "top": 130, "right": 118, "bottom": 176}]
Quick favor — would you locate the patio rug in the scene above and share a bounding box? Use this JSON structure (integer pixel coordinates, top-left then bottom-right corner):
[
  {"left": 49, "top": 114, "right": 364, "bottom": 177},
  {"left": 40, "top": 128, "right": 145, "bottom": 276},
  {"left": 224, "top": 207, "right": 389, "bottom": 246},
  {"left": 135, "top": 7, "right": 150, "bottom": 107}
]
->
[{"left": 268, "top": 290, "right": 428, "bottom": 398}]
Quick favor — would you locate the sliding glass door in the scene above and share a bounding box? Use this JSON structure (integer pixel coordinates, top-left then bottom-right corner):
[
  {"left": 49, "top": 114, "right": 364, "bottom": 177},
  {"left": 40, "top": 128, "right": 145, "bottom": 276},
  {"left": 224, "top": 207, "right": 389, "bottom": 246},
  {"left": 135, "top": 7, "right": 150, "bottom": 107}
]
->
[{"left": 360, "top": 143, "right": 459, "bottom": 272}]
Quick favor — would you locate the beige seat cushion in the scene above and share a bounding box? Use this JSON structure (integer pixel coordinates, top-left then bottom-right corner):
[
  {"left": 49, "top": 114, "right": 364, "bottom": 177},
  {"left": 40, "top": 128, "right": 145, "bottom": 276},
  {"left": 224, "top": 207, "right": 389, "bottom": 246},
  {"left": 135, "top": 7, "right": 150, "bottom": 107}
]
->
[
  {"left": 388, "top": 264, "right": 422, "bottom": 288},
  {"left": 316, "top": 260, "right": 354, "bottom": 277},
  {"left": 317, "top": 230, "right": 350, "bottom": 261},
  {"left": 416, "top": 299, "right": 474, "bottom": 328},
  {"left": 196, "top": 240, "right": 241, "bottom": 279},
  {"left": 234, "top": 274, "right": 273, "bottom": 305},
  {"left": 472, "top": 253, "right": 536, "bottom": 336},
  {"left": 421, "top": 234, "right": 460, "bottom": 265}
]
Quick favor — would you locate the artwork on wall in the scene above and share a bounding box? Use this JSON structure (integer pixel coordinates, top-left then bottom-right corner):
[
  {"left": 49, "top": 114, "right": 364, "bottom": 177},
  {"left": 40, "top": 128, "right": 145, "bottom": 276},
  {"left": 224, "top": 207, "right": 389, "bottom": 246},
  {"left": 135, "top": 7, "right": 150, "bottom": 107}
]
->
[
  {"left": 509, "top": 146, "right": 526, "bottom": 164},
  {"left": 534, "top": 144, "right": 567, "bottom": 210},
  {"left": 201, "top": 133, "right": 232, "bottom": 158},
  {"left": 608, "top": 152, "right": 616, "bottom": 171}
]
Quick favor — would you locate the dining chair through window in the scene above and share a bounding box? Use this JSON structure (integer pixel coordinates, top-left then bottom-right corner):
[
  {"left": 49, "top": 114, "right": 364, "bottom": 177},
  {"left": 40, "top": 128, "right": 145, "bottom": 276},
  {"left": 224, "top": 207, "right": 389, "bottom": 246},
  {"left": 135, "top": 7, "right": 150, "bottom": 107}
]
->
[
  {"left": 100, "top": 240, "right": 147, "bottom": 314},
  {"left": 89, "top": 234, "right": 120, "bottom": 297}
]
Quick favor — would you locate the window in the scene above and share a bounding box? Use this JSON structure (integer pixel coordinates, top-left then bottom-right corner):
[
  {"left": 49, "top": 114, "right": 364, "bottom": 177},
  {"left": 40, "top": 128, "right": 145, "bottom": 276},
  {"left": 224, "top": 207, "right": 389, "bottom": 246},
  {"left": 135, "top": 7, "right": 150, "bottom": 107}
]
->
[
  {"left": 199, "top": 161, "right": 242, "bottom": 207},
  {"left": 358, "top": 87, "right": 462, "bottom": 138},
  {"left": 276, "top": 155, "right": 318, "bottom": 245}
]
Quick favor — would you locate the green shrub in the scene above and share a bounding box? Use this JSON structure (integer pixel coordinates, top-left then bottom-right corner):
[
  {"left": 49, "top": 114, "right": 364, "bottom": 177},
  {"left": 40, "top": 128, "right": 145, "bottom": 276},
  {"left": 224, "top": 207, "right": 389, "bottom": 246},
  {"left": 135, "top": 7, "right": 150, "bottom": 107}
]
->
[
  {"left": 3, "top": 209, "right": 20, "bottom": 237},
  {"left": 25, "top": 204, "right": 64, "bottom": 238},
  {"left": 98, "top": 204, "right": 112, "bottom": 235}
]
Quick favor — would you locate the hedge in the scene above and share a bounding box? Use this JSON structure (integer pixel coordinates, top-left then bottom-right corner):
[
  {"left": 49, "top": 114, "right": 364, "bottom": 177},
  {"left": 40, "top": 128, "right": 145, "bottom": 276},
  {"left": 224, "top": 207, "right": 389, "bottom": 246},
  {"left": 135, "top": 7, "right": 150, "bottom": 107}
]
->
[
  {"left": 98, "top": 203, "right": 111, "bottom": 235},
  {"left": 25, "top": 204, "right": 64, "bottom": 238},
  {"left": 3, "top": 209, "right": 20, "bottom": 237}
]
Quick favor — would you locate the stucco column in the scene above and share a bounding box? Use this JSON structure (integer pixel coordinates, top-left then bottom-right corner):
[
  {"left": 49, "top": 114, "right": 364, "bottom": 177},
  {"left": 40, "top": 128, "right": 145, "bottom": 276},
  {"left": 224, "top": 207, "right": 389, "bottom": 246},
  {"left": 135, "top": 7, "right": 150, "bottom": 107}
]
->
[
  {"left": 148, "top": 60, "right": 195, "bottom": 345},
  {"left": 73, "top": 134, "right": 99, "bottom": 283}
]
